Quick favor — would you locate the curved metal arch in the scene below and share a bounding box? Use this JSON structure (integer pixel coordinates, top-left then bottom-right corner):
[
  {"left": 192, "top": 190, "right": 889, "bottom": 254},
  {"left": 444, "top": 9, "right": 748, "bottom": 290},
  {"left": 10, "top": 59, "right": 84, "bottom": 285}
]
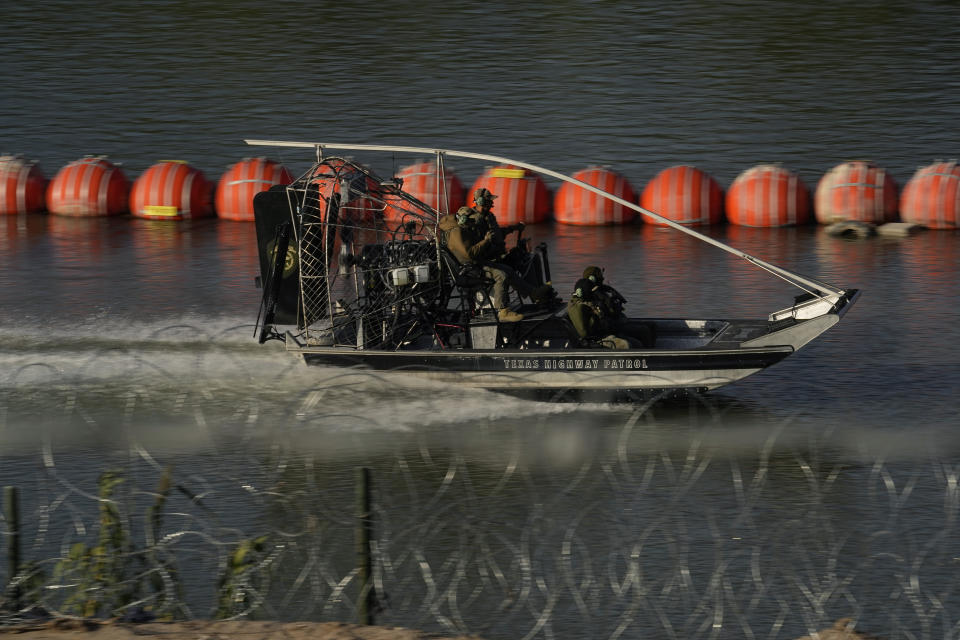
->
[{"left": 245, "top": 139, "right": 844, "bottom": 298}]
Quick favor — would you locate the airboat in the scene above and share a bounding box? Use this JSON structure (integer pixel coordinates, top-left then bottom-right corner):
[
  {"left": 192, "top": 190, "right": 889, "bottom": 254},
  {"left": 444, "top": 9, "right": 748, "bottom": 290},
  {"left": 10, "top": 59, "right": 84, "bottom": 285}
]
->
[{"left": 246, "top": 140, "right": 859, "bottom": 393}]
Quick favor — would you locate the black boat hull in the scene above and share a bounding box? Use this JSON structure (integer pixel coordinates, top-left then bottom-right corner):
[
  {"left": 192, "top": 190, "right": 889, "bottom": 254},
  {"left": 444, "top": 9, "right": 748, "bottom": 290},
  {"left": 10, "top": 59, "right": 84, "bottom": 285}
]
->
[{"left": 297, "top": 344, "right": 794, "bottom": 391}]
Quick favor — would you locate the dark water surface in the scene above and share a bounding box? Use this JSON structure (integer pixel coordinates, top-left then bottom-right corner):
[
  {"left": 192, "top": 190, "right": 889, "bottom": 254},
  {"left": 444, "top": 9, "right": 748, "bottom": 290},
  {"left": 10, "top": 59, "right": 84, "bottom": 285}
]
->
[
  {"left": 2, "top": 3, "right": 960, "bottom": 638},
  {"left": 4, "top": 2, "right": 960, "bottom": 185}
]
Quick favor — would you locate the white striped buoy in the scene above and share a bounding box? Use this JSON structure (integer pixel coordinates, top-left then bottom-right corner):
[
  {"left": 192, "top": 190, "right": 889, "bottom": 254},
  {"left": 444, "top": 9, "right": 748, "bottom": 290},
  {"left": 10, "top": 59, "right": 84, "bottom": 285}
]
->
[
  {"left": 640, "top": 165, "right": 724, "bottom": 226},
  {"left": 726, "top": 164, "right": 810, "bottom": 227},
  {"left": 900, "top": 161, "right": 960, "bottom": 229},
  {"left": 814, "top": 161, "right": 898, "bottom": 224},
  {"left": 384, "top": 161, "right": 465, "bottom": 221},
  {"left": 215, "top": 157, "right": 293, "bottom": 222},
  {"left": 46, "top": 156, "right": 130, "bottom": 217},
  {"left": 0, "top": 155, "right": 47, "bottom": 215},
  {"left": 553, "top": 166, "right": 638, "bottom": 226},
  {"left": 130, "top": 161, "right": 214, "bottom": 220}
]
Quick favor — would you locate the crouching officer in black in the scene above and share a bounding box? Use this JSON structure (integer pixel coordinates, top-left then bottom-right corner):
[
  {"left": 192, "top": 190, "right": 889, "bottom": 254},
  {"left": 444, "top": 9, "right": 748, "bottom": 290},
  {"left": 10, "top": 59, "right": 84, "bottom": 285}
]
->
[
  {"left": 582, "top": 266, "right": 656, "bottom": 347},
  {"left": 567, "top": 278, "right": 629, "bottom": 349}
]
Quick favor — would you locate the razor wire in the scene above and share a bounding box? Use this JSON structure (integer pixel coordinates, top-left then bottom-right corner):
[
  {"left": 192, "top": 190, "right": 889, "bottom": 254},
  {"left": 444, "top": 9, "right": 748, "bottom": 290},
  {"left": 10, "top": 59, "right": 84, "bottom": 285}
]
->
[{"left": 1, "top": 328, "right": 960, "bottom": 640}]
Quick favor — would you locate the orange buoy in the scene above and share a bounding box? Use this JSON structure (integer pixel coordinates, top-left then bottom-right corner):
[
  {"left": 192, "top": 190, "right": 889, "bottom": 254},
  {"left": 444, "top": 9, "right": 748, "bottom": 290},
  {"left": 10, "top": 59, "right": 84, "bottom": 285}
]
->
[
  {"left": 46, "top": 156, "right": 130, "bottom": 217},
  {"left": 899, "top": 161, "right": 960, "bottom": 229},
  {"left": 639, "top": 165, "right": 724, "bottom": 226},
  {"left": 0, "top": 155, "right": 47, "bottom": 215},
  {"left": 130, "top": 161, "right": 214, "bottom": 220},
  {"left": 553, "top": 166, "right": 638, "bottom": 226},
  {"left": 384, "top": 161, "right": 465, "bottom": 221},
  {"left": 310, "top": 158, "right": 382, "bottom": 224},
  {"left": 469, "top": 165, "right": 551, "bottom": 225},
  {"left": 814, "top": 161, "right": 898, "bottom": 224},
  {"left": 726, "top": 164, "right": 811, "bottom": 227},
  {"left": 216, "top": 157, "right": 293, "bottom": 222}
]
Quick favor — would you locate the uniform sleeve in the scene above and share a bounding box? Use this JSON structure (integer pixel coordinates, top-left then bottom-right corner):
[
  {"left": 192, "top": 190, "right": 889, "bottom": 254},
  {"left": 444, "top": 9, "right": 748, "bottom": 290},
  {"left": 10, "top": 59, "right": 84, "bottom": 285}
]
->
[
  {"left": 466, "top": 235, "right": 491, "bottom": 261},
  {"left": 567, "top": 302, "right": 590, "bottom": 338},
  {"left": 446, "top": 229, "right": 472, "bottom": 264}
]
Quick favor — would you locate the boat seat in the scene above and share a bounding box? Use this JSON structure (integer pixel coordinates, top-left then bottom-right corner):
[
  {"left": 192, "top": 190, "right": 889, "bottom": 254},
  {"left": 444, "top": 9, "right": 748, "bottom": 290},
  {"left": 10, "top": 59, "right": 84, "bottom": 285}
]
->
[{"left": 438, "top": 247, "right": 497, "bottom": 318}]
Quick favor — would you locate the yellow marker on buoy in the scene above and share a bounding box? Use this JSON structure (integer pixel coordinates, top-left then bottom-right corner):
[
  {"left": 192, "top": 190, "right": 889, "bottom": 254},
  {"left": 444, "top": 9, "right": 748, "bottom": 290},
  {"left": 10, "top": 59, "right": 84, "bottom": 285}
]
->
[
  {"left": 470, "top": 164, "right": 551, "bottom": 225},
  {"left": 142, "top": 205, "right": 179, "bottom": 217},
  {"left": 490, "top": 167, "right": 526, "bottom": 179}
]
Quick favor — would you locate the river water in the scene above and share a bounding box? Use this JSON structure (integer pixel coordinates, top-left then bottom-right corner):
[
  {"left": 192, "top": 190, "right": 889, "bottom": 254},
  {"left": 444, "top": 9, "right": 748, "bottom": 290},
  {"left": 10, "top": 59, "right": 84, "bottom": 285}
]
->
[{"left": 2, "top": 3, "right": 960, "bottom": 639}]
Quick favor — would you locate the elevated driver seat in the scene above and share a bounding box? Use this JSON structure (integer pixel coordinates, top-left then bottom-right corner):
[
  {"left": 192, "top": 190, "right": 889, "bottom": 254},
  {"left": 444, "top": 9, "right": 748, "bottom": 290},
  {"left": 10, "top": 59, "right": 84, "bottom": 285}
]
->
[{"left": 437, "top": 247, "right": 497, "bottom": 319}]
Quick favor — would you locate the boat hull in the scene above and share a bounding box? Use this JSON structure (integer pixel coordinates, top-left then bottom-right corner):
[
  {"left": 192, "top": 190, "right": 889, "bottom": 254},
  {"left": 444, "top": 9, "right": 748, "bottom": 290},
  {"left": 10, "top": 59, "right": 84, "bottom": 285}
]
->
[{"left": 296, "top": 345, "right": 794, "bottom": 391}]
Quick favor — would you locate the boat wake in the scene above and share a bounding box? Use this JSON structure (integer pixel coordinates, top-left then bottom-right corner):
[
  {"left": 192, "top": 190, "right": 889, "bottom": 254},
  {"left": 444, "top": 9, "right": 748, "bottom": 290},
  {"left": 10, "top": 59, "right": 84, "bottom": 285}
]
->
[
  {"left": 6, "top": 316, "right": 943, "bottom": 465},
  {"left": 2, "top": 316, "right": 953, "bottom": 471},
  {"left": 0, "top": 316, "right": 593, "bottom": 456}
]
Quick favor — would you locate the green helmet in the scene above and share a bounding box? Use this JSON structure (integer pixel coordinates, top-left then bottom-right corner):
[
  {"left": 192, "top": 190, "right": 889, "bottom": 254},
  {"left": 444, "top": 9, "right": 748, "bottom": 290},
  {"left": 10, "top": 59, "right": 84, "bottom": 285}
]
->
[
  {"left": 474, "top": 188, "right": 497, "bottom": 207},
  {"left": 455, "top": 206, "right": 472, "bottom": 226},
  {"left": 572, "top": 278, "right": 596, "bottom": 300},
  {"left": 583, "top": 265, "right": 604, "bottom": 284}
]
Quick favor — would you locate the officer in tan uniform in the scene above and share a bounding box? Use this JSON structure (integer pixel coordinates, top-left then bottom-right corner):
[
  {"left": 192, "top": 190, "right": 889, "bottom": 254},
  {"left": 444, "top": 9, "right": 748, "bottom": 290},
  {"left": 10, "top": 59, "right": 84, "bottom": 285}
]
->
[
  {"left": 441, "top": 205, "right": 532, "bottom": 322},
  {"left": 463, "top": 188, "right": 526, "bottom": 262}
]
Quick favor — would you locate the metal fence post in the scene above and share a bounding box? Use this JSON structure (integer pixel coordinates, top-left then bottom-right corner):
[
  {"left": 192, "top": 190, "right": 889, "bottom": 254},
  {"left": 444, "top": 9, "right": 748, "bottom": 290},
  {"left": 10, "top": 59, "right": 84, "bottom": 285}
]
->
[
  {"left": 355, "top": 467, "right": 373, "bottom": 625},
  {"left": 4, "top": 486, "right": 21, "bottom": 607}
]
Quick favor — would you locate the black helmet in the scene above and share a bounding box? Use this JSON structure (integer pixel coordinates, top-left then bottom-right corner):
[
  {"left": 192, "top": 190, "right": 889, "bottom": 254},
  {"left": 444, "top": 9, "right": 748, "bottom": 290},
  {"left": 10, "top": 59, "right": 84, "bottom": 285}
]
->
[
  {"left": 474, "top": 188, "right": 497, "bottom": 207},
  {"left": 583, "top": 265, "right": 604, "bottom": 284},
  {"left": 572, "top": 278, "right": 596, "bottom": 300}
]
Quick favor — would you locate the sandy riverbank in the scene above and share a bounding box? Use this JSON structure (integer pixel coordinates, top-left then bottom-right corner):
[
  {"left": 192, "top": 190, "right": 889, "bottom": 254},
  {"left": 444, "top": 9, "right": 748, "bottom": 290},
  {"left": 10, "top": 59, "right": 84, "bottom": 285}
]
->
[
  {"left": 0, "top": 619, "right": 489, "bottom": 640},
  {"left": 0, "top": 617, "right": 884, "bottom": 640}
]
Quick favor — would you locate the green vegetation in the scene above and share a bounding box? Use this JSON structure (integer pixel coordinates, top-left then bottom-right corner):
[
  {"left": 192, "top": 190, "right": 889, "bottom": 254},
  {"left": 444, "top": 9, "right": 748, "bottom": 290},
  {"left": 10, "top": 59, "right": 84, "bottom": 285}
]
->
[
  {"left": 42, "top": 468, "right": 274, "bottom": 620},
  {"left": 215, "top": 534, "right": 271, "bottom": 619},
  {"left": 53, "top": 471, "right": 138, "bottom": 617},
  {"left": 50, "top": 468, "right": 192, "bottom": 620}
]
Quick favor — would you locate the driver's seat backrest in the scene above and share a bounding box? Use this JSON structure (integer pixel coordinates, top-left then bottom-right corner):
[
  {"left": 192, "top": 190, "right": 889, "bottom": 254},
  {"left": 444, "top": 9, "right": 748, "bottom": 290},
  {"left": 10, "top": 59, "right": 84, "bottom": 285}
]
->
[{"left": 438, "top": 247, "right": 495, "bottom": 314}]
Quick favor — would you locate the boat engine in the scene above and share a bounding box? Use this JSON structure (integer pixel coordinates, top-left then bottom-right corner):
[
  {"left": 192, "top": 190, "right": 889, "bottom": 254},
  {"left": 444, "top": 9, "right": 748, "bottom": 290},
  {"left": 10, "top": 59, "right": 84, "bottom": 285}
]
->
[{"left": 346, "top": 239, "right": 440, "bottom": 348}]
